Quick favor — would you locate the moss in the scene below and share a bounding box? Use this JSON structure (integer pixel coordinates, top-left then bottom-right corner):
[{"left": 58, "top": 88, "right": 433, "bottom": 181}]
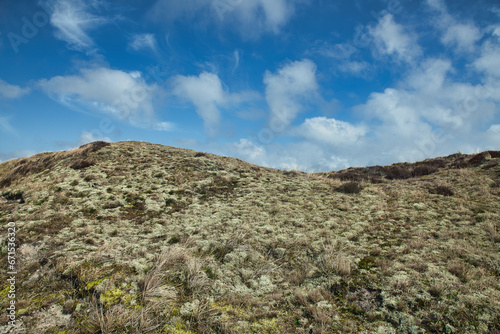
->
[
  {"left": 85, "top": 278, "right": 105, "bottom": 291},
  {"left": 99, "top": 287, "right": 133, "bottom": 307},
  {"left": 159, "top": 322, "right": 197, "bottom": 334},
  {"left": 249, "top": 317, "right": 282, "bottom": 333},
  {"left": 0, "top": 285, "right": 10, "bottom": 300}
]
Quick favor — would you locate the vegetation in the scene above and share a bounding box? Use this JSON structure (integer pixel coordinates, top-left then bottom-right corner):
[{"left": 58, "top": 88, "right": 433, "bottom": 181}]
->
[{"left": 0, "top": 141, "right": 499, "bottom": 333}]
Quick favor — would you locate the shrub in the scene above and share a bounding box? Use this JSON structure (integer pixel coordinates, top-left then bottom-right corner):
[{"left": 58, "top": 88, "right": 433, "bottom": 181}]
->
[
  {"left": 425, "top": 158, "right": 447, "bottom": 168},
  {"left": 482, "top": 162, "right": 498, "bottom": 170},
  {"left": 1, "top": 191, "right": 24, "bottom": 203},
  {"left": 335, "top": 182, "right": 363, "bottom": 194},
  {"left": 412, "top": 166, "right": 437, "bottom": 177},
  {"left": 194, "top": 152, "right": 207, "bottom": 157},
  {"left": 429, "top": 185, "right": 454, "bottom": 196},
  {"left": 70, "top": 160, "right": 95, "bottom": 170},
  {"left": 79, "top": 141, "right": 110, "bottom": 154},
  {"left": 329, "top": 172, "right": 366, "bottom": 182},
  {"left": 468, "top": 153, "right": 489, "bottom": 166},
  {"left": 384, "top": 166, "right": 412, "bottom": 180}
]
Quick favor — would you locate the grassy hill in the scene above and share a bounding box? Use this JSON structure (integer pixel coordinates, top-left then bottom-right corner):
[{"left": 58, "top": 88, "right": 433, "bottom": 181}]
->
[{"left": 0, "top": 141, "right": 499, "bottom": 333}]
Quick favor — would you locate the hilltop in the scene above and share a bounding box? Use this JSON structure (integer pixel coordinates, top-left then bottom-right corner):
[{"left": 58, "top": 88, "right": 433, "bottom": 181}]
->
[{"left": 0, "top": 141, "right": 499, "bottom": 333}]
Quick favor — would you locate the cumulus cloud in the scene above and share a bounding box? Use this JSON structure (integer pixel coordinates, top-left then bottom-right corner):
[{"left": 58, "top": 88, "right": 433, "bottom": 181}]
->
[
  {"left": 46, "top": 0, "right": 110, "bottom": 51},
  {"left": 355, "top": 57, "right": 499, "bottom": 163},
  {"left": 474, "top": 41, "right": 500, "bottom": 78},
  {"left": 295, "top": 117, "right": 367, "bottom": 146},
  {"left": 263, "top": 59, "right": 319, "bottom": 128},
  {"left": 171, "top": 72, "right": 226, "bottom": 136},
  {"left": 216, "top": 138, "right": 354, "bottom": 172},
  {"left": 39, "top": 67, "right": 173, "bottom": 130},
  {"left": 172, "top": 71, "right": 260, "bottom": 136},
  {"left": 77, "top": 131, "right": 111, "bottom": 146},
  {"left": 0, "top": 79, "right": 30, "bottom": 99},
  {"left": 149, "top": 0, "right": 296, "bottom": 38},
  {"left": 369, "top": 14, "right": 421, "bottom": 63},
  {"left": 426, "top": 0, "right": 483, "bottom": 52},
  {"left": 231, "top": 0, "right": 293, "bottom": 36}
]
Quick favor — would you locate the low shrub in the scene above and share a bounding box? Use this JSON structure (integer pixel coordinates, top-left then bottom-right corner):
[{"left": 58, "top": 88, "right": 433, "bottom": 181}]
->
[
  {"left": 335, "top": 182, "right": 363, "bottom": 194},
  {"left": 329, "top": 172, "right": 366, "bottom": 182},
  {"left": 1, "top": 191, "right": 24, "bottom": 203},
  {"left": 429, "top": 185, "right": 454, "bottom": 196},
  {"left": 70, "top": 160, "right": 95, "bottom": 170},
  {"left": 384, "top": 166, "right": 412, "bottom": 180},
  {"left": 413, "top": 166, "right": 437, "bottom": 177}
]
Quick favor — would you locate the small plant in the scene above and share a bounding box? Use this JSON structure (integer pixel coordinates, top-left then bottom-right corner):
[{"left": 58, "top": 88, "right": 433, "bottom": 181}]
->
[
  {"left": 168, "top": 235, "right": 181, "bottom": 244},
  {"left": 1, "top": 191, "right": 24, "bottom": 203},
  {"left": 335, "top": 182, "right": 363, "bottom": 194}
]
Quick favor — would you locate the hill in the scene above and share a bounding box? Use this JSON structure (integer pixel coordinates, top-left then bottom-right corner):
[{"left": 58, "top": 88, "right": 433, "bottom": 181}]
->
[{"left": 0, "top": 141, "right": 499, "bottom": 333}]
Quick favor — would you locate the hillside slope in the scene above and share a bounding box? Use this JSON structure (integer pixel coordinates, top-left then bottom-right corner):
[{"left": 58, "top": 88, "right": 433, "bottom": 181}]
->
[{"left": 0, "top": 141, "right": 499, "bottom": 333}]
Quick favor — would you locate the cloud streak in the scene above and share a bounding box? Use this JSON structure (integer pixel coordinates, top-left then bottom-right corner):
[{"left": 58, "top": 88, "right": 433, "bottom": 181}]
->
[
  {"left": 46, "top": 0, "right": 110, "bottom": 51},
  {"left": 0, "top": 79, "right": 30, "bottom": 99},
  {"left": 149, "top": 0, "right": 296, "bottom": 38}
]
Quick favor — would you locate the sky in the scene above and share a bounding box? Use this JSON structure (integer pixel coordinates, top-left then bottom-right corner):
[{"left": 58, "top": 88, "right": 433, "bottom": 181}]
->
[{"left": 0, "top": 0, "right": 499, "bottom": 171}]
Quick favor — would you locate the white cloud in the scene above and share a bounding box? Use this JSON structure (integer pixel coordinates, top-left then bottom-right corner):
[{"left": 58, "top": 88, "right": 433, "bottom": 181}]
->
[
  {"left": 339, "top": 61, "right": 370, "bottom": 76},
  {"left": 492, "top": 7, "right": 500, "bottom": 17},
  {"left": 172, "top": 72, "right": 259, "bottom": 136},
  {"left": 426, "top": 0, "right": 483, "bottom": 52},
  {"left": 234, "top": 138, "right": 266, "bottom": 161},
  {"left": 263, "top": 59, "right": 319, "bottom": 128},
  {"left": 0, "top": 116, "right": 15, "bottom": 133},
  {"left": 474, "top": 41, "right": 500, "bottom": 78},
  {"left": 295, "top": 117, "right": 367, "bottom": 146},
  {"left": 39, "top": 67, "right": 173, "bottom": 130},
  {"left": 354, "top": 57, "right": 499, "bottom": 163},
  {"left": 233, "top": 0, "right": 293, "bottom": 36},
  {"left": 487, "top": 124, "right": 500, "bottom": 132},
  {"left": 77, "top": 131, "right": 111, "bottom": 146},
  {"left": 369, "top": 14, "right": 421, "bottom": 63},
  {"left": 172, "top": 72, "right": 225, "bottom": 136},
  {"left": 46, "top": 0, "right": 109, "bottom": 51},
  {"left": 314, "top": 42, "right": 357, "bottom": 60},
  {"left": 149, "top": 0, "right": 296, "bottom": 38},
  {"left": 218, "top": 139, "right": 354, "bottom": 172},
  {"left": 129, "top": 33, "right": 157, "bottom": 52},
  {"left": 0, "top": 79, "right": 30, "bottom": 99},
  {"left": 442, "top": 23, "right": 482, "bottom": 52}
]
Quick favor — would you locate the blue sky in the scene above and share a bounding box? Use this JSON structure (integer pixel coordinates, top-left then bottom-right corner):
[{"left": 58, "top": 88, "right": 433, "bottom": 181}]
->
[{"left": 0, "top": 0, "right": 499, "bottom": 171}]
